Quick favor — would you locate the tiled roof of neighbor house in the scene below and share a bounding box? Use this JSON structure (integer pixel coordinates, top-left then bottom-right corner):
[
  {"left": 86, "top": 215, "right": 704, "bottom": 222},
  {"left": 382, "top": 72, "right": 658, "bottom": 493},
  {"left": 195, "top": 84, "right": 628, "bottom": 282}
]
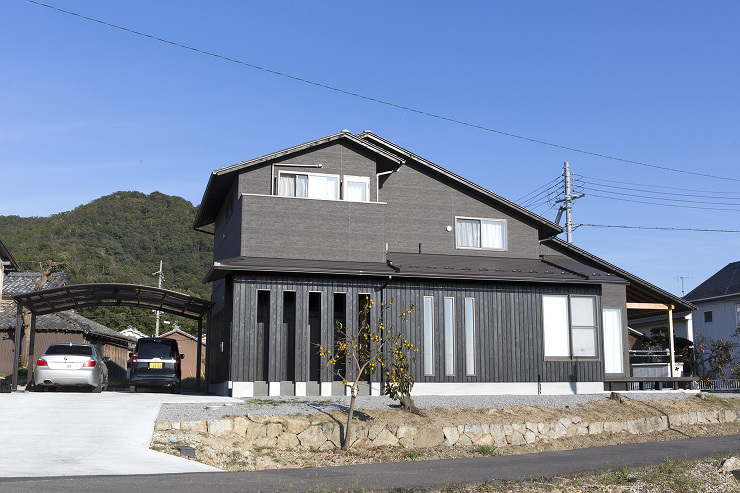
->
[
  {"left": 161, "top": 327, "right": 205, "bottom": 344},
  {"left": 206, "top": 252, "right": 626, "bottom": 285},
  {"left": 0, "top": 309, "right": 136, "bottom": 345},
  {"left": 2, "top": 271, "right": 69, "bottom": 296},
  {"left": 684, "top": 261, "right": 740, "bottom": 302}
]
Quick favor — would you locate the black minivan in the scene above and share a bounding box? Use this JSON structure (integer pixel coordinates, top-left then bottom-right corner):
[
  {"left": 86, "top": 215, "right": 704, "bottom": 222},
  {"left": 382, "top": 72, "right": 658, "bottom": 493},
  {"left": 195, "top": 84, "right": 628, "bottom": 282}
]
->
[{"left": 128, "top": 337, "right": 184, "bottom": 393}]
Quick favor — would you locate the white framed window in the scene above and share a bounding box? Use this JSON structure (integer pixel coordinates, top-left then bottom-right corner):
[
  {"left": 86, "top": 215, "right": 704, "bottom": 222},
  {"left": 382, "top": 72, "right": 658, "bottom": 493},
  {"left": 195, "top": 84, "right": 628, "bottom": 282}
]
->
[
  {"left": 278, "top": 171, "right": 339, "bottom": 200},
  {"left": 343, "top": 175, "right": 370, "bottom": 202},
  {"left": 464, "top": 297, "right": 475, "bottom": 375},
  {"left": 455, "top": 217, "right": 507, "bottom": 250},
  {"left": 736, "top": 304, "right": 740, "bottom": 329},
  {"left": 444, "top": 297, "right": 455, "bottom": 376},
  {"left": 423, "top": 296, "right": 434, "bottom": 376},
  {"left": 603, "top": 308, "right": 623, "bottom": 374},
  {"left": 543, "top": 294, "right": 598, "bottom": 359}
]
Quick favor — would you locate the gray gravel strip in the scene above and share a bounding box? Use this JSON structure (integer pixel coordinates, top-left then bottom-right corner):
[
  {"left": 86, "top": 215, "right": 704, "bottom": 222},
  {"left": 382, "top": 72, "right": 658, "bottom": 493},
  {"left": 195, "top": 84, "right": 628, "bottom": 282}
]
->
[{"left": 157, "top": 391, "right": 697, "bottom": 423}]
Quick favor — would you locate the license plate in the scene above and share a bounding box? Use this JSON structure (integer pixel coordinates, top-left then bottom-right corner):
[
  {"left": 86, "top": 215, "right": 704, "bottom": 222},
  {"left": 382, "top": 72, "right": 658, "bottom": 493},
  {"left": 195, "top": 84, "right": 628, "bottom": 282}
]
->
[{"left": 149, "top": 362, "right": 163, "bottom": 369}]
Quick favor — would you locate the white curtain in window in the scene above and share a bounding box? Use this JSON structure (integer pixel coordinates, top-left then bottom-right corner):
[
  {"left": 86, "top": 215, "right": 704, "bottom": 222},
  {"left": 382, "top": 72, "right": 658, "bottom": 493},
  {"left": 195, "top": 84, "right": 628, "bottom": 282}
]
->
[
  {"left": 308, "top": 175, "right": 338, "bottom": 200},
  {"left": 295, "top": 174, "right": 308, "bottom": 197},
  {"left": 570, "top": 297, "right": 596, "bottom": 327},
  {"left": 423, "top": 296, "right": 434, "bottom": 375},
  {"left": 603, "top": 308, "right": 623, "bottom": 373},
  {"left": 278, "top": 174, "right": 296, "bottom": 197},
  {"left": 571, "top": 327, "right": 597, "bottom": 357},
  {"left": 543, "top": 295, "right": 570, "bottom": 357},
  {"left": 345, "top": 180, "right": 367, "bottom": 201},
  {"left": 464, "top": 298, "right": 475, "bottom": 375},
  {"left": 481, "top": 220, "right": 505, "bottom": 249},
  {"left": 456, "top": 219, "right": 480, "bottom": 248},
  {"left": 444, "top": 297, "right": 455, "bottom": 376}
]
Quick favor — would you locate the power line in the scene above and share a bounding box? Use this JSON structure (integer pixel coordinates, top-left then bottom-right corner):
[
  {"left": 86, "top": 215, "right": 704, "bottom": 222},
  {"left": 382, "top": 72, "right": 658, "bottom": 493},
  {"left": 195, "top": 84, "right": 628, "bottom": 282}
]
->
[
  {"left": 587, "top": 192, "right": 740, "bottom": 211},
  {"left": 583, "top": 186, "right": 740, "bottom": 206},
  {"left": 516, "top": 176, "right": 561, "bottom": 202},
  {"left": 23, "top": 0, "right": 740, "bottom": 184},
  {"left": 573, "top": 173, "right": 740, "bottom": 198},
  {"left": 578, "top": 223, "right": 740, "bottom": 233}
]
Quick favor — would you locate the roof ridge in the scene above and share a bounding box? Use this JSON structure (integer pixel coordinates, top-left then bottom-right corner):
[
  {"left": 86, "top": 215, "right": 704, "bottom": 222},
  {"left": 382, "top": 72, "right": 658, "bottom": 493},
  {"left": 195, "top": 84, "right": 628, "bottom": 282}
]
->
[{"left": 723, "top": 261, "right": 740, "bottom": 296}]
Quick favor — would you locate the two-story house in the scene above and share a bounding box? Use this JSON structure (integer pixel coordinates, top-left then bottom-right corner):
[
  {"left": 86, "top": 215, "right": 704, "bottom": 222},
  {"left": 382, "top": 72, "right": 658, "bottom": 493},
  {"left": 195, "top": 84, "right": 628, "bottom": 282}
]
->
[
  {"left": 685, "top": 261, "right": 740, "bottom": 376},
  {"left": 194, "top": 130, "right": 693, "bottom": 397}
]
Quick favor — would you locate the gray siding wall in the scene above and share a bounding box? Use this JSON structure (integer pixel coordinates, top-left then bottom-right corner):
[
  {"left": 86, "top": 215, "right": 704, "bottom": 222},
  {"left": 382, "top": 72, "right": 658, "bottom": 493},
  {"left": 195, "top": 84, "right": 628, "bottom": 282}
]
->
[
  {"left": 225, "top": 273, "right": 604, "bottom": 385},
  {"left": 213, "top": 182, "right": 242, "bottom": 262},
  {"left": 379, "top": 161, "right": 542, "bottom": 258},
  {"left": 212, "top": 140, "right": 545, "bottom": 263}
]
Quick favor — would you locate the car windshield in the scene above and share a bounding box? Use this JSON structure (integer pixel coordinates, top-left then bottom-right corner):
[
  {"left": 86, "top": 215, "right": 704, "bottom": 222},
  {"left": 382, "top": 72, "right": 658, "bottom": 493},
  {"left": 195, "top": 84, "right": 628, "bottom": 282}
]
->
[
  {"left": 45, "top": 345, "right": 93, "bottom": 356},
  {"left": 138, "top": 341, "right": 177, "bottom": 359}
]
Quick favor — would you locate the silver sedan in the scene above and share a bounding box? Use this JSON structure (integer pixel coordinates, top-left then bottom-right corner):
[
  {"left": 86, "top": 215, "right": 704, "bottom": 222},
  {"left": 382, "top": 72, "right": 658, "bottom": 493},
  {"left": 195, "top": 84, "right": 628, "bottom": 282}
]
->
[{"left": 34, "top": 343, "right": 109, "bottom": 392}]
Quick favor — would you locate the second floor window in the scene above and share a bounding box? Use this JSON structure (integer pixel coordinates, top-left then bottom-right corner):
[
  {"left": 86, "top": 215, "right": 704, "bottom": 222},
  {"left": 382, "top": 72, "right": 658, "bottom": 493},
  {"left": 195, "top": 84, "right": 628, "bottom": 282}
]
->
[
  {"left": 278, "top": 172, "right": 339, "bottom": 200},
  {"left": 456, "top": 217, "right": 506, "bottom": 250}
]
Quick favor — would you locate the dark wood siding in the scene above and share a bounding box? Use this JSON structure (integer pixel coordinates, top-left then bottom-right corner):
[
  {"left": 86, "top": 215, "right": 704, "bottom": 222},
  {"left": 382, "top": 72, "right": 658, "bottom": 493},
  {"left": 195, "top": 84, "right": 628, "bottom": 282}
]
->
[{"left": 225, "top": 273, "right": 605, "bottom": 386}]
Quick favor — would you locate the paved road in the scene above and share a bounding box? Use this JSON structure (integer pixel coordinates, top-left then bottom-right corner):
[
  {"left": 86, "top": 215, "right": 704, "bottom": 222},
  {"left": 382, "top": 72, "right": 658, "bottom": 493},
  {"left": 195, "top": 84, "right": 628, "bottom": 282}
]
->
[
  {"left": 2, "top": 434, "right": 740, "bottom": 492},
  {"left": 0, "top": 389, "right": 240, "bottom": 477}
]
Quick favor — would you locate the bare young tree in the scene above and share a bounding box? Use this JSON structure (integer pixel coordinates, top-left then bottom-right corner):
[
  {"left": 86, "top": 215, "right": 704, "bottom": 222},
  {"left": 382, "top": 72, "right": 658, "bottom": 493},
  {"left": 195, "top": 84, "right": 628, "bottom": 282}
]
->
[{"left": 20, "top": 260, "right": 60, "bottom": 368}]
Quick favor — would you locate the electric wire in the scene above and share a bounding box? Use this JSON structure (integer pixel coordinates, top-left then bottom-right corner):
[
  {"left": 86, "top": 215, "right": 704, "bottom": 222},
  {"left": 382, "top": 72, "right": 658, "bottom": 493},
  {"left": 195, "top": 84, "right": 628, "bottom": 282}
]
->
[
  {"left": 516, "top": 176, "right": 561, "bottom": 203},
  {"left": 578, "top": 224, "right": 740, "bottom": 233},
  {"left": 23, "top": 0, "right": 740, "bottom": 184},
  {"left": 573, "top": 173, "right": 740, "bottom": 195},
  {"left": 587, "top": 192, "right": 740, "bottom": 211},
  {"left": 520, "top": 183, "right": 561, "bottom": 208},
  {"left": 576, "top": 178, "right": 740, "bottom": 200},
  {"left": 582, "top": 186, "right": 740, "bottom": 206}
]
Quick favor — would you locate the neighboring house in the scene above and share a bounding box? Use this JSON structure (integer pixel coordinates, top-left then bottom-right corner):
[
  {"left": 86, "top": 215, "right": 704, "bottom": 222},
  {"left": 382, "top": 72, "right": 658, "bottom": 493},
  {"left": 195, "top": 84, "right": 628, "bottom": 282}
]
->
[
  {"left": 194, "top": 129, "right": 693, "bottom": 397},
  {"left": 684, "top": 262, "right": 740, "bottom": 374},
  {"left": 160, "top": 327, "right": 205, "bottom": 381},
  {"left": 1, "top": 271, "right": 135, "bottom": 380},
  {"left": 120, "top": 326, "right": 147, "bottom": 340},
  {"left": 0, "top": 238, "right": 20, "bottom": 312}
]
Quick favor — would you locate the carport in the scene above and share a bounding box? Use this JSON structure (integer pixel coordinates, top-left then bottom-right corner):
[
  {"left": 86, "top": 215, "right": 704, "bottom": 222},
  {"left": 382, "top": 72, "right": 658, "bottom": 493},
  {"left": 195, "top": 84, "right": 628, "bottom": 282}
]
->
[{"left": 10, "top": 283, "right": 212, "bottom": 391}]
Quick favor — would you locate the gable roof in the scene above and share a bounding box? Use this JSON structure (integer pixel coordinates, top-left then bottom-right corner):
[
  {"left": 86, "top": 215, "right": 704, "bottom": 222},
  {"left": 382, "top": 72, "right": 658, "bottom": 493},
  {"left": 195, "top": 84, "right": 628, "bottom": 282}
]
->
[
  {"left": 194, "top": 129, "right": 564, "bottom": 239},
  {"left": 2, "top": 271, "right": 69, "bottom": 296},
  {"left": 357, "top": 131, "right": 563, "bottom": 239},
  {"left": 542, "top": 237, "right": 695, "bottom": 312},
  {"left": 685, "top": 261, "right": 740, "bottom": 302},
  {"left": 161, "top": 327, "right": 205, "bottom": 344},
  {"left": 0, "top": 238, "right": 19, "bottom": 272},
  {"left": 194, "top": 130, "right": 406, "bottom": 228}
]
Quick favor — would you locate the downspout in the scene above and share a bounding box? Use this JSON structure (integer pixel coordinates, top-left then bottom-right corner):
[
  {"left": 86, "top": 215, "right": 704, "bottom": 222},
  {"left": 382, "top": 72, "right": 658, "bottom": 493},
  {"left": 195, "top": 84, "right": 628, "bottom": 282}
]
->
[{"left": 376, "top": 168, "right": 400, "bottom": 202}]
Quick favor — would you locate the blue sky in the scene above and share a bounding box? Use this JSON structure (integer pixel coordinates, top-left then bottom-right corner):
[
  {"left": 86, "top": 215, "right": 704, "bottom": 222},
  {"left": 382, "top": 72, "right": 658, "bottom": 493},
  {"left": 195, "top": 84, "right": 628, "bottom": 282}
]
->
[{"left": 1, "top": 1, "right": 738, "bottom": 297}]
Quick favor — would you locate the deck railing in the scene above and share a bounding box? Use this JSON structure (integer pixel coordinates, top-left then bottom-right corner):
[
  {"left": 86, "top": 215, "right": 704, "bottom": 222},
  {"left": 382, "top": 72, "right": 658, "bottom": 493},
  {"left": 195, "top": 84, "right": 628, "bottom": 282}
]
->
[{"left": 697, "top": 379, "right": 740, "bottom": 391}]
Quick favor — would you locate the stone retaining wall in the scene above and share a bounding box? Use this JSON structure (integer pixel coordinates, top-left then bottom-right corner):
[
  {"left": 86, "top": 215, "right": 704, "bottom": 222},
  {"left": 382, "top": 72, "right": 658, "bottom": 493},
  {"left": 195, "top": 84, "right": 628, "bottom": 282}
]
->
[{"left": 155, "top": 408, "right": 740, "bottom": 451}]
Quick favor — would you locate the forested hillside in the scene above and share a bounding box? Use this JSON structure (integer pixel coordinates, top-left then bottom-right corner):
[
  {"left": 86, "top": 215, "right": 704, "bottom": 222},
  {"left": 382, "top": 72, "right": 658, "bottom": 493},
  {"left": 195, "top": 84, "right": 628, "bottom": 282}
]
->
[{"left": 0, "top": 191, "right": 214, "bottom": 334}]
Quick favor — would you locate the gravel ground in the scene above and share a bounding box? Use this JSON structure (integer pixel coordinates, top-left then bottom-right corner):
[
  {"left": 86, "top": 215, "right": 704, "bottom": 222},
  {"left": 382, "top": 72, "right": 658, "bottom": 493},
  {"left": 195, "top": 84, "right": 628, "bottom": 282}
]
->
[{"left": 156, "top": 391, "right": 697, "bottom": 423}]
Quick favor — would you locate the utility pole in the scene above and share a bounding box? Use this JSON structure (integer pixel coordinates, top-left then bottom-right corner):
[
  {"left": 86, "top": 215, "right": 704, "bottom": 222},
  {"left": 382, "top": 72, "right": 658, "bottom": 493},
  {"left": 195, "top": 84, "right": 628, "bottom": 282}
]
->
[
  {"left": 152, "top": 260, "right": 164, "bottom": 337},
  {"left": 554, "top": 161, "right": 584, "bottom": 243}
]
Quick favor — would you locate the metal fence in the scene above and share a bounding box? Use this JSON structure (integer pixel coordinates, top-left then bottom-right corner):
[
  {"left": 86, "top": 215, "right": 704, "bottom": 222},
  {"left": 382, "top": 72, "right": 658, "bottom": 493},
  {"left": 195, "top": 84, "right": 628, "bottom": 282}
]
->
[{"left": 697, "top": 379, "right": 740, "bottom": 391}]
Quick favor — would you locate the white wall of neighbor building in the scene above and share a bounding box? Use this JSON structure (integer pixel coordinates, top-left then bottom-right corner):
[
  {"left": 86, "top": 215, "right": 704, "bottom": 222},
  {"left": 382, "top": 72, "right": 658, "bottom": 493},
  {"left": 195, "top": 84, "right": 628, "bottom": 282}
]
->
[{"left": 691, "top": 297, "right": 740, "bottom": 342}]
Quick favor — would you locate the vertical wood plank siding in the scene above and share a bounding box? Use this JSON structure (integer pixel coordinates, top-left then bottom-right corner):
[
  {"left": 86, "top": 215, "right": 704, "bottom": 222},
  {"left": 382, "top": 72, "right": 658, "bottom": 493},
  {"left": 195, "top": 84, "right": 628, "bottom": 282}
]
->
[{"left": 224, "top": 274, "right": 605, "bottom": 385}]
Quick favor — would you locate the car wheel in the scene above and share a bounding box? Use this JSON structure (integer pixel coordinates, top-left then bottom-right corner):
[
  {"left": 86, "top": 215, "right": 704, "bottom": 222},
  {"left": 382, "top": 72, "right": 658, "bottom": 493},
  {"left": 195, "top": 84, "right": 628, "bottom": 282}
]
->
[
  {"left": 93, "top": 381, "right": 102, "bottom": 393},
  {"left": 129, "top": 385, "right": 137, "bottom": 393},
  {"left": 48, "top": 386, "right": 57, "bottom": 392},
  {"left": 173, "top": 383, "right": 181, "bottom": 394},
  {"left": 34, "top": 384, "right": 44, "bottom": 392}
]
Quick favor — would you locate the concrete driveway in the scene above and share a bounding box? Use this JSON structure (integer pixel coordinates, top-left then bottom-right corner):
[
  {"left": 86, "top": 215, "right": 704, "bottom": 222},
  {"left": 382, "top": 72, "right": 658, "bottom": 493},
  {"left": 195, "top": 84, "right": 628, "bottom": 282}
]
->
[{"left": 0, "top": 389, "right": 240, "bottom": 477}]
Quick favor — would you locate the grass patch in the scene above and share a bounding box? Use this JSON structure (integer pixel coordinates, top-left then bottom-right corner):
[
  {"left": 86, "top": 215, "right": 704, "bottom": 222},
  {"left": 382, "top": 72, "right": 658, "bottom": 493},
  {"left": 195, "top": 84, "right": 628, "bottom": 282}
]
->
[
  {"left": 472, "top": 445, "right": 499, "bottom": 457},
  {"left": 402, "top": 449, "right": 425, "bottom": 460}
]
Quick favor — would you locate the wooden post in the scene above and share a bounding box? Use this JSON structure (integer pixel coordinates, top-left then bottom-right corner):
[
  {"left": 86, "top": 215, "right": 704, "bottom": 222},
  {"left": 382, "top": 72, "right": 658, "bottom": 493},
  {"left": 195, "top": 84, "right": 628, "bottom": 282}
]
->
[
  {"left": 12, "top": 304, "right": 22, "bottom": 390},
  {"left": 668, "top": 307, "right": 676, "bottom": 378},
  {"left": 196, "top": 317, "right": 203, "bottom": 393}
]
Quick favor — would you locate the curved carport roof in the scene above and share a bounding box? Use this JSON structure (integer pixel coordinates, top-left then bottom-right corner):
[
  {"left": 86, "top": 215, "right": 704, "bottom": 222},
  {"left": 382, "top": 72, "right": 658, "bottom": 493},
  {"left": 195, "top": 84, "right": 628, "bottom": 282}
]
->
[{"left": 10, "top": 283, "right": 212, "bottom": 391}]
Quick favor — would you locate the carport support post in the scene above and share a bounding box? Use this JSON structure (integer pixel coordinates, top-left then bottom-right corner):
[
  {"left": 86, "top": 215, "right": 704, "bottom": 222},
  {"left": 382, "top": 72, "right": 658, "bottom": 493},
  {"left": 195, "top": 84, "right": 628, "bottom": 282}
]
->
[
  {"left": 12, "top": 304, "right": 22, "bottom": 390},
  {"left": 26, "top": 313, "right": 37, "bottom": 391},
  {"left": 668, "top": 307, "right": 676, "bottom": 379},
  {"left": 196, "top": 316, "right": 203, "bottom": 392}
]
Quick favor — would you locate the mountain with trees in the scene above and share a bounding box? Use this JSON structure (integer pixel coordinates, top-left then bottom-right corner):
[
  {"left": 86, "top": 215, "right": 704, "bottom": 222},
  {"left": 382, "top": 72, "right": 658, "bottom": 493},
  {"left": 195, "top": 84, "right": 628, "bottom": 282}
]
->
[{"left": 0, "top": 191, "right": 214, "bottom": 334}]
